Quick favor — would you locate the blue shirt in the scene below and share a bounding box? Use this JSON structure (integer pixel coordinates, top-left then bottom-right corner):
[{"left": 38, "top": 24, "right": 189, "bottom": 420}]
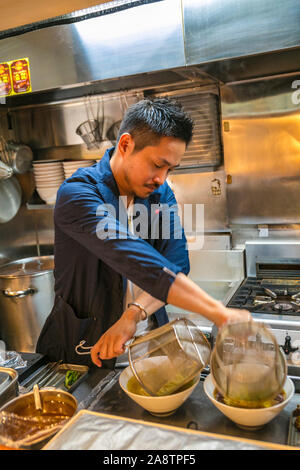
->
[{"left": 53, "top": 147, "right": 190, "bottom": 331}]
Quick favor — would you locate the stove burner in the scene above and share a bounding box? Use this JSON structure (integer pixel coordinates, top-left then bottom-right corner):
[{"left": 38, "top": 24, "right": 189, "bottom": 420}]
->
[
  {"left": 273, "top": 302, "right": 294, "bottom": 312},
  {"left": 228, "top": 279, "right": 300, "bottom": 316}
]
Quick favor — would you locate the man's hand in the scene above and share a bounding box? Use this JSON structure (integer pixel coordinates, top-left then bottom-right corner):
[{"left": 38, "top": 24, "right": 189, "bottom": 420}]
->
[
  {"left": 218, "top": 307, "right": 252, "bottom": 327},
  {"left": 91, "top": 306, "right": 143, "bottom": 367}
]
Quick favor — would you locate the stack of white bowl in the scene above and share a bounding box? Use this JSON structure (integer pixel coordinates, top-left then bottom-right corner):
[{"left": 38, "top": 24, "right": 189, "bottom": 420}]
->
[
  {"left": 63, "top": 160, "right": 94, "bottom": 179},
  {"left": 33, "top": 160, "right": 64, "bottom": 205}
]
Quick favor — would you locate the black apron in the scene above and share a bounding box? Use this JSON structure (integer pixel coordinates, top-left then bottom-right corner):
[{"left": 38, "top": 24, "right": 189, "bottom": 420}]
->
[{"left": 36, "top": 295, "right": 116, "bottom": 368}]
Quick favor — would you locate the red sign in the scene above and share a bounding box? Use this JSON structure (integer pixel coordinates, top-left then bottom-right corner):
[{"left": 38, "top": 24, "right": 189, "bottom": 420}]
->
[{"left": 10, "top": 58, "right": 31, "bottom": 94}]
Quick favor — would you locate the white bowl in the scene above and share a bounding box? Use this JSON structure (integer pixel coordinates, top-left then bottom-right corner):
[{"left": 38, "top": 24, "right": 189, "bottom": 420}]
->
[
  {"left": 36, "top": 181, "right": 62, "bottom": 187},
  {"left": 63, "top": 161, "right": 93, "bottom": 168},
  {"left": 33, "top": 159, "right": 63, "bottom": 164},
  {"left": 33, "top": 170, "right": 64, "bottom": 177},
  {"left": 119, "top": 360, "right": 200, "bottom": 417},
  {"left": 33, "top": 165, "right": 63, "bottom": 171},
  {"left": 34, "top": 178, "right": 64, "bottom": 185},
  {"left": 36, "top": 186, "right": 59, "bottom": 204},
  {"left": 33, "top": 163, "right": 63, "bottom": 169},
  {"left": 203, "top": 374, "right": 294, "bottom": 430},
  {"left": 34, "top": 172, "right": 64, "bottom": 179}
]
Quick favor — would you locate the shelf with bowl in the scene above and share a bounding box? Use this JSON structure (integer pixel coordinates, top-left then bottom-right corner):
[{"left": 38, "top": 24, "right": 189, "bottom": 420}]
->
[{"left": 26, "top": 190, "right": 55, "bottom": 210}]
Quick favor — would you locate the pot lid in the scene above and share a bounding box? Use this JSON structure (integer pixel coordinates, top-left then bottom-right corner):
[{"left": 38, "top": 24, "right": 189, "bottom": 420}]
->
[{"left": 0, "top": 256, "right": 54, "bottom": 278}]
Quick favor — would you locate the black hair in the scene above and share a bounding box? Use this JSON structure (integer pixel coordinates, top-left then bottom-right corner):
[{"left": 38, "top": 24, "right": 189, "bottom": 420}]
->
[{"left": 116, "top": 97, "right": 194, "bottom": 151}]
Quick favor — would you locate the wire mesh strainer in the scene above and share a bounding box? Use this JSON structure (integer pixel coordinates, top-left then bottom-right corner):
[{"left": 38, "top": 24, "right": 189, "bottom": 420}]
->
[
  {"left": 128, "top": 318, "right": 211, "bottom": 396},
  {"left": 210, "top": 321, "right": 287, "bottom": 408}
]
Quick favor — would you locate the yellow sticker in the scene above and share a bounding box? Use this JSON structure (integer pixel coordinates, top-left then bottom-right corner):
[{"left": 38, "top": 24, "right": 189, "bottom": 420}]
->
[
  {"left": 10, "top": 58, "right": 31, "bottom": 95},
  {"left": 0, "top": 58, "right": 31, "bottom": 97},
  {"left": 0, "top": 62, "right": 12, "bottom": 97}
]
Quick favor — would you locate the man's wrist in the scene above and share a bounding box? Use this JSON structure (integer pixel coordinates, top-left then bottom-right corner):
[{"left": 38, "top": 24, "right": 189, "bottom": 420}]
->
[
  {"left": 124, "top": 304, "right": 145, "bottom": 323},
  {"left": 127, "top": 302, "right": 148, "bottom": 322}
]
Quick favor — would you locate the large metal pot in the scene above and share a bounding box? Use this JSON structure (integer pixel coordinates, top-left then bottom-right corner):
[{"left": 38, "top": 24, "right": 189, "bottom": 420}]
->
[
  {"left": 0, "top": 387, "right": 77, "bottom": 449},
  {"left": 0, "top": 256, "right": 55, "bottom": 352}
]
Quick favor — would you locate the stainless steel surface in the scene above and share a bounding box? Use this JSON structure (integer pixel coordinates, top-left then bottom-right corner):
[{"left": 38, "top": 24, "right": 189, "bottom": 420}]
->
[
  {"left": 0, "top": 176, "right": 21, "bottom": 223},
  {"left": 168, "top": 169, "right": 228, "bottom": 232},
  {"left": 10, "top": 91, "right": 140, "bottom": 150},
  {"left": 58, "top": 370, "right": 300, "bottom": 448},
  {"left": 164, "top": 91, "right": 222, "bottom": 169},
  {"left": 43, "top": 408, "right": 282, "bottom": 450},
  {"left": 183, "top": 0, "right": 300, "bottom": 65},
  {"left": 221, "top": 75, "right": 300, "bottom": 226},
  {"left": 0, "top": 204, "right": 54, "bottom": 267},
  {"left": 245, "top": 241, "right": 300, "bottom": 278},
  {"left": 0, "top": 255, "right": 55, "bottom": 352},
  {"left": 0, "top": 0, "right": 185, "bottom": 94},
  {"left": 0, "top": 367, "right": 18, "bottom": 408},
  {"left": 20, "top": 362, "right": 88, "bottom": 393},
  {"left": 0, "top": 0, "right": 299, "bottom": 97}
]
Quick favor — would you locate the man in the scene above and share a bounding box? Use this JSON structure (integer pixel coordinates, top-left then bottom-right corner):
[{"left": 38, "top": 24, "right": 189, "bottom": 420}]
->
[{"left": 36, "top": 97, "right": 250, "bottom": 367}]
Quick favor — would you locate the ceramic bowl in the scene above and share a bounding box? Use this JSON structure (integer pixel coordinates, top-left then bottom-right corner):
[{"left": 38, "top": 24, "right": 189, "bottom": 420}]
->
[
  {"left": 119, "top": 362, "right": 200, "bottom": 417},
  {"left": 204, "top": 373, "right": 294, "bottom": 430},
  {"left": 36, "top": 186, "right": 59, "bottom": 204}
]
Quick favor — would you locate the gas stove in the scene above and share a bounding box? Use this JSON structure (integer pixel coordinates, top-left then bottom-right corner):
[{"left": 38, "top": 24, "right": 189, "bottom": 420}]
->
[
  {"left": 227, "top": 277, "right": 300, "bottom": 317},
  {"left": 225, "top": 241, "right": 300, "bottom": 372}
]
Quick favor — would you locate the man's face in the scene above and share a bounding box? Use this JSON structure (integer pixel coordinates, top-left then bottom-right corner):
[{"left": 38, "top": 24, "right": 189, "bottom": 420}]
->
[{"left": 122, "top": 136, "right": 186, "bottom": 198}]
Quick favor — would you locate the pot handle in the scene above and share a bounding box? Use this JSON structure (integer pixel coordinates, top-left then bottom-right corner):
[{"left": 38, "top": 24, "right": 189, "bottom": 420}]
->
[{"left": 2, "top": 287, "right": 37, "bottom": 298}]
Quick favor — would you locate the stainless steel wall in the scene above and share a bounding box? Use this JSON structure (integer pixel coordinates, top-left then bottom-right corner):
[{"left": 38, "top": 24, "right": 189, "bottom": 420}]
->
[
  {"left": 0, "top": 0, "right": 299, "bottom": 94},
  {"left": 10, "top": 91, "right": 142, "bottom": 151},
  {"left": 221, "top": 75, "right": 300, "bottom": 226},
  {"left": 183, "top": 0, "right": 300, "bottom": 65},
  {"left": 0, "top": 0, "right": 185, "bottom": 93}
]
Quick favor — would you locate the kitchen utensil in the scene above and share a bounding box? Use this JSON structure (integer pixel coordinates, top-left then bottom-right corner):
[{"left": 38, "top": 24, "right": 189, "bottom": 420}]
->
[
  {"left": 287, "top": 404, "right": 300, "bottom": 447},
  {"left": 0, "top": 176, "right": 22, "bottom": 223},
  {"left": 204, "top": 374, "right": 294, "bottom": 430},
  {"left": 107, "top": 120, "right": 121, "bottom": 143},
  {"left": 33, "top": 384, "right": 42, "bottom": 411},
  {"left": 6, "top": 142, "right": 33, "bottom": 174},
  {"left": 210, "top": 321, "right": 287, "bottom": 408},
  {"left": 128, "top": 318, "right": 211, "bottom": 396},
  {"left": 0, "top": 256, "right": 55, "bottom": 352},
  {"left": 76, "top": 119, "right": 100, "bottom": 149},
  {"left": 0, "top": 388, "right": 77, "bottom": 449},
  {"left": 0, "top": 136, "right": 11, "bottom": 167},
  {"left": 0, "top": 160, "right": 13, "bottom": 180},
  {"left": 76, "top": 95, "right": 102, "bottom": 149},
  {"left": 21, "top": 361, "right": 63, "bottom": 390},
  {"left": 106, "top": 93, "right": 128, "bottom": 144},
  {"left": 0, "top": 367, "right": 18, "bottom": 408}
]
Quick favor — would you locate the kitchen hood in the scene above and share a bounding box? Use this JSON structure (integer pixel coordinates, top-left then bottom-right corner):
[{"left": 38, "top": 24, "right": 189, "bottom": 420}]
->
[{"left": 0, "top": 0, "right": 299, "bottom": 102}]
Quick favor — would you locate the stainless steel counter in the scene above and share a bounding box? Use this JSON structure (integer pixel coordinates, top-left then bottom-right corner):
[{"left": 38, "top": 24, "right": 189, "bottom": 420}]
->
[{"left": 78, "top": 369, "right": 299, "bottom": 448}]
